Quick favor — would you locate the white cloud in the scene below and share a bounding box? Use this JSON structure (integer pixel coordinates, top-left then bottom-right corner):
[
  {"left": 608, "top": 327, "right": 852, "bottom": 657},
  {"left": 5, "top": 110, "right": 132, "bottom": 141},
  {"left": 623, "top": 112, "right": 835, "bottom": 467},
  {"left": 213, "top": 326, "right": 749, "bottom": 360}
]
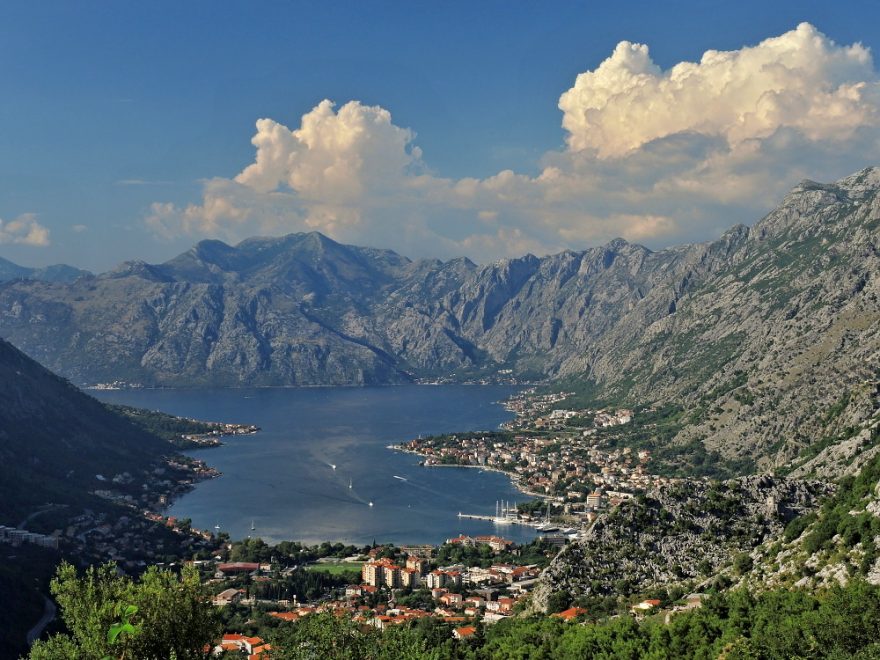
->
[
  {"left": 147, "top": 24, "right": 880, "bottom": 261},
  {"left": 235, "top": 100, "right": 422, "bottom": 201},
  {"left": 558, "top": 22, "right": 879, "bottom": 158},
  {"left": 0, "top": 213, "right": 50, "bottom": 246}
]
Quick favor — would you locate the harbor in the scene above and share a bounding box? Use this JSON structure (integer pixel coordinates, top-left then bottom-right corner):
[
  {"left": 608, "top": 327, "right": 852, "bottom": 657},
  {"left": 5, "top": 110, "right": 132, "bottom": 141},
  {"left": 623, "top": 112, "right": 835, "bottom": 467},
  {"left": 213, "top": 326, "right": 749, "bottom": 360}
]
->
[{"left": 456, "top": 501, "right": 585, "bottom": 539}]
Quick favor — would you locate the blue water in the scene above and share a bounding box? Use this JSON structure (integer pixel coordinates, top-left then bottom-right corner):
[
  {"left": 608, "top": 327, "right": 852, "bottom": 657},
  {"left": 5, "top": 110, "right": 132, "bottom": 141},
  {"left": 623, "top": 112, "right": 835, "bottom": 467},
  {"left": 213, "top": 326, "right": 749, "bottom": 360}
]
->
[{"left": 93, "top": 385, "right": 536, "bottom": 546}]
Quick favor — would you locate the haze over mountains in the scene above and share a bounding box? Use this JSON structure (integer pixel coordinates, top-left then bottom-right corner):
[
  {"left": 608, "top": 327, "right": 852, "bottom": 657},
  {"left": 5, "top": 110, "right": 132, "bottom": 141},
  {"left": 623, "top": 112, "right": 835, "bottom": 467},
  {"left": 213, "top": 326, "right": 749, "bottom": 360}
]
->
[
  {"left": 2, "top": 167, "right": 880, "bottom": 473},
  {"left": 0, "top": 255, "right": 89, "bottom": 284}
]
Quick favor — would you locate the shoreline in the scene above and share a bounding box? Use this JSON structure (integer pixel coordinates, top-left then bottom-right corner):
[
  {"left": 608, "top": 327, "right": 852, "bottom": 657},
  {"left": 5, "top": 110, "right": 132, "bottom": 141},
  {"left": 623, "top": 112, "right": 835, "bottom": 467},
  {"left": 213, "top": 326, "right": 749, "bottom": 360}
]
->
[
  {"left": 389, "top": 445, "right": 554, "bottom": 503},
  {"left": 86, "top": 381, "right": 532, "bottom": 392}
]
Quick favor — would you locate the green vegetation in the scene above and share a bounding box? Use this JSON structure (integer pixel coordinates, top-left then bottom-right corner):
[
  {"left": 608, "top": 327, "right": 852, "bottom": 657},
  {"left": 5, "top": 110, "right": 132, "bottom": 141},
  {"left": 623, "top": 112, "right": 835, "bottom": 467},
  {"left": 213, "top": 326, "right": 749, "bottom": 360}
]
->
[
  {"left": 305, "top": 561, "right": 365, "bottom": 576},
  {"left": 796, "top": 453, "right": 880, "bottom": 563},
  {"left": 270, "top": 612, "right": 454, "bottom": 659},
  {"left": 238, "top": 580, "right": 880, "bottom": 659},
  {"left": 106, "top": 404, "right": 218, "bottom": 447},
  {"left": 580, "top": 404, "right": 753, "bottom": 478},
  {"left": 0, "top": 546, "right": 61, "bottom": 658},
  {"left": 21, "top": 543, "right": 880, "bottom": 660},
  {"left": 27, "top": 562, "right": 220, "bottom": 660},
  {"left": 229, "top": 537, "right": 364, "bottom": 564},
  {"left": 436, "top": 538, "right": 554, "bottom": 569}
]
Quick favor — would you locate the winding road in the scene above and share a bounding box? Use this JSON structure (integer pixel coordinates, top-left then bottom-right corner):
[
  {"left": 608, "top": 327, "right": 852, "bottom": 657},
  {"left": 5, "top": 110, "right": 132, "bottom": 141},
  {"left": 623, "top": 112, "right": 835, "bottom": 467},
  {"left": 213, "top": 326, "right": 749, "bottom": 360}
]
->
[{"left": 26, "top": 596, "right": 56, "bottom": 646}]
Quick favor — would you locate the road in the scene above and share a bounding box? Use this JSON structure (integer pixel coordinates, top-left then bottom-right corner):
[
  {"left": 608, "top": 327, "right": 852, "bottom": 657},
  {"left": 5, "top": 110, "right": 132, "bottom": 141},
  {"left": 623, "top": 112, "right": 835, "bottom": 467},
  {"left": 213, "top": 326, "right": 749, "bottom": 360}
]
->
[
  {"left": 26, "top": 596, "right": 56, "bottom": 646},
  {"left": 17, "top": 503, "right": 67, "bottom": 529}
]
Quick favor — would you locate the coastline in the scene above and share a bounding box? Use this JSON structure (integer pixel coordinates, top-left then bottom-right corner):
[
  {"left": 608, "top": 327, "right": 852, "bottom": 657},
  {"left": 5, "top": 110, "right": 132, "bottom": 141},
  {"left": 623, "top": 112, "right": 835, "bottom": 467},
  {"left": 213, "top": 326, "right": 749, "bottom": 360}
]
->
[
  {"left": 156, "top": 425, "right": 262, "bottom": 519},
  {"left": 389, "top": 445, "right": 553, "bottom": 503}
]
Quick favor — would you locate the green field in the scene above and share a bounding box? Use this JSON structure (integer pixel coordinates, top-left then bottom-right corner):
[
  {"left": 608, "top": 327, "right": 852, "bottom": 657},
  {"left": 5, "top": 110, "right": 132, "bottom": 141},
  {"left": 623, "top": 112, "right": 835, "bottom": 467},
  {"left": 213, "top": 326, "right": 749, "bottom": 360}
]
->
[{"left": 304, "top": 561, "right": 364, "bottom": 575}]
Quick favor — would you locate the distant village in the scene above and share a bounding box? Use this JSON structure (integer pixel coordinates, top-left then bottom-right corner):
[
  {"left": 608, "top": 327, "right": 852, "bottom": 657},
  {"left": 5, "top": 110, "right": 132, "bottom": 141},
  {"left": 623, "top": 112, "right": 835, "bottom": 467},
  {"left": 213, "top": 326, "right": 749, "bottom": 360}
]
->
[{"left": 180, "top": 422, "right": 260, "bottom": 447}]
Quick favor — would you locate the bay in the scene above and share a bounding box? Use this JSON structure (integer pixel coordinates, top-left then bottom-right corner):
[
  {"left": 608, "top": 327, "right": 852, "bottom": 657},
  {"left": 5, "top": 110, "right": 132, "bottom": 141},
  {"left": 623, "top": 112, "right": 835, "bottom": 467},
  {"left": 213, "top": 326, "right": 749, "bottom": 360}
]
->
[{"left": 92, "top": 385, "right": 537, "bottom": 546}]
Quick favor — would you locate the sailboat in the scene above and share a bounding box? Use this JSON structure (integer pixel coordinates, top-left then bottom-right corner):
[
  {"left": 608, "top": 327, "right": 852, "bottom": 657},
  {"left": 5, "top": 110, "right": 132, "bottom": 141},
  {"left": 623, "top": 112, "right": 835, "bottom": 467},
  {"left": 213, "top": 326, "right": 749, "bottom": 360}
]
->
[
  {"left": 251, "top": 520, "right": 256, "bottom": 531},
  {"left": 349, "top": 478, "right": 353, "bottom": 489}
]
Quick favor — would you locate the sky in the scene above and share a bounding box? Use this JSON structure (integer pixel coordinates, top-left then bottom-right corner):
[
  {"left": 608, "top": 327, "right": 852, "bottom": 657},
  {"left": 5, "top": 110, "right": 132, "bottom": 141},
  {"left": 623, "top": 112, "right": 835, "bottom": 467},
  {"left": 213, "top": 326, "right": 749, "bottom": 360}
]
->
[{"left": 1, "top": 1, "right": 880, "bottom": 271}]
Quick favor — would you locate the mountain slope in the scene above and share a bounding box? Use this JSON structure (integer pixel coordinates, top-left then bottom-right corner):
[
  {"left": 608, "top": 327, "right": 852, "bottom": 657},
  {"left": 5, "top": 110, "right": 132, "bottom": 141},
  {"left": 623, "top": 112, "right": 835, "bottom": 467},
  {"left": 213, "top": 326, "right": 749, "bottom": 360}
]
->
[
  {"left": 0, "top": 337, "right": 169, "bottom": 521},
  {"left": 573, "top": 168, "right": 880, "bottom": 471},
  {"left": 530, "top": 475, "right": 830, "bottom": 612}
]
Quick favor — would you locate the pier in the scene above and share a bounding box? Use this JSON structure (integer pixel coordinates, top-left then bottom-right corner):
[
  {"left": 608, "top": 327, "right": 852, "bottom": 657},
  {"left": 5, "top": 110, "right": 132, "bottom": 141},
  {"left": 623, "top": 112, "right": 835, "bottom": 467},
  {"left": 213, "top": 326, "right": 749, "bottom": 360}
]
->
[
  {"left": 457, "top": 500, "right": 533, "bottom": 527},
  {"left": 456, "top": 511, "right": 539, "bottom": 528}
]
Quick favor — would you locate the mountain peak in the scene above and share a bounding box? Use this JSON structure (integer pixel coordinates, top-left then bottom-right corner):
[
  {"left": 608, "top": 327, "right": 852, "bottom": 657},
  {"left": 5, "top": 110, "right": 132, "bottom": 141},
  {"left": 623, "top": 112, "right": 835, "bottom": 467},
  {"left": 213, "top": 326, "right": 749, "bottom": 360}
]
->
[
  {"left": 834, "top": 165, "right": 880, "bottom": 196},
  {"left": 0, "top": 256, "right": 90, "bottom": 283}
]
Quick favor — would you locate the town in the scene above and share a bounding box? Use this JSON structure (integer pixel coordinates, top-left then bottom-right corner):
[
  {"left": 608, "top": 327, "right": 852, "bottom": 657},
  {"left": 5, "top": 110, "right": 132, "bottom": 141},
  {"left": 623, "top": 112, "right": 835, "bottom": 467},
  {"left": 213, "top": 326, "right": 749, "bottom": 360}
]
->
[
  {"left": 187, "top": 525, "right": 703, "bottom": 657},
  {"left": 394, "top": 388, "right": 681, "bottom": 535}
]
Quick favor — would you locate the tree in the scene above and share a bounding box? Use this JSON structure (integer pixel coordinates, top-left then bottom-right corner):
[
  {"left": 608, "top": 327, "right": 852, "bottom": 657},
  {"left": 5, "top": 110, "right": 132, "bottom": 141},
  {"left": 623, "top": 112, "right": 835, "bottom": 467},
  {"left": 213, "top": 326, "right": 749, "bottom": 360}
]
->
[
  {"left": 28, "top": 562, "right": 220, "bottom": 659},
  {"left": 732, "top": 553, "right": 753, "bottom": 576},
  {"left": 546, "top": 590, "right": 571, "bottom": 614},
  {"left": 270, "top": 612, "right": 378, "bottom": 659}
]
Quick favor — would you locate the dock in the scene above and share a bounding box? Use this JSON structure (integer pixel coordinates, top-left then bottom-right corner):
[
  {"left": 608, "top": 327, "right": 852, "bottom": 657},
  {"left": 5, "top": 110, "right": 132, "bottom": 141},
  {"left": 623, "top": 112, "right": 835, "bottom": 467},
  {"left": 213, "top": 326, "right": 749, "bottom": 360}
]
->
[{"left": 457, "top": 512, "right": 532, "bottom": 527}]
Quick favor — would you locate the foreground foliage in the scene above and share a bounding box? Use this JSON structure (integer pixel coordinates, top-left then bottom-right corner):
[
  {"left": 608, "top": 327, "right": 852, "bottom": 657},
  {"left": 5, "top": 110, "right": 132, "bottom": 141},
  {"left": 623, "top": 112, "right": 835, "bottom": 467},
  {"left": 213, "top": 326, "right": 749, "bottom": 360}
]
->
[
  {"left": 270, "top": 580, "right": 880, "bottom": 659},
  {"left": 27, "top": 562, "right": 220, "bottom": 660},
  {"left": 24, "top": 562, "right": 880, "bottom": 659}
]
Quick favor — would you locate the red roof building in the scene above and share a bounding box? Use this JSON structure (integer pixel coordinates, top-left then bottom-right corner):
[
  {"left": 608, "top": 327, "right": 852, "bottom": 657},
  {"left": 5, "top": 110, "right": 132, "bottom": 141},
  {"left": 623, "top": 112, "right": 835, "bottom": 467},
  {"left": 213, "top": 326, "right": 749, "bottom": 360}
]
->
[
  {"left": 453, "top": 625, "right": 477, "bottom": 639},
  {"left": 553, "top": 607, "right": 588, "bottom": 621}
]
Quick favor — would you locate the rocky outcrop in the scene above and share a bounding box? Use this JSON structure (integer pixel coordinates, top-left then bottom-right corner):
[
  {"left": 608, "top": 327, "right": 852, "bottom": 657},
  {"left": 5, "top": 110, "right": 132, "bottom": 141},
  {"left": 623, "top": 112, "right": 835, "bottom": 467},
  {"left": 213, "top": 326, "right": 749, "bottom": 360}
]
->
[{"left": 530, "top": 476, "right": 832, "bottom": 611}]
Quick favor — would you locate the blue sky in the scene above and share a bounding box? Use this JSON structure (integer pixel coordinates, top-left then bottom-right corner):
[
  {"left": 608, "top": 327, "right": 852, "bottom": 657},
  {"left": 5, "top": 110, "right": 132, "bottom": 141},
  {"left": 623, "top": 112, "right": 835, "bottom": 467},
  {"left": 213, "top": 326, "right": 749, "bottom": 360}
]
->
[{"left": 1, "top": 1, "right": 879, "bottom": 270}]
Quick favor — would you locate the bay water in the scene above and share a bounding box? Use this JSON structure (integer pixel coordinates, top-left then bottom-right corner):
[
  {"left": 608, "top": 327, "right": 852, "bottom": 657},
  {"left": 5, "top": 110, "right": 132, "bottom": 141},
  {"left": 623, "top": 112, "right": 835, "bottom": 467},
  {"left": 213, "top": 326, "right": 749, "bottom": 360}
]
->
[{"left": 93, "top": 385, "right": 537, "bottom": 546}]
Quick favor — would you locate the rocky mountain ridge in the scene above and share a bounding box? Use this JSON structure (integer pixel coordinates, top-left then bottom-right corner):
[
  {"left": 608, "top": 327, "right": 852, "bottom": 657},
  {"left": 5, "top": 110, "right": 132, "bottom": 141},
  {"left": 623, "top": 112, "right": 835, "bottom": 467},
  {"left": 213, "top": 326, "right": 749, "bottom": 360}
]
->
[{"left": 2, "top": 167, "right": 880, "bottom": 471}]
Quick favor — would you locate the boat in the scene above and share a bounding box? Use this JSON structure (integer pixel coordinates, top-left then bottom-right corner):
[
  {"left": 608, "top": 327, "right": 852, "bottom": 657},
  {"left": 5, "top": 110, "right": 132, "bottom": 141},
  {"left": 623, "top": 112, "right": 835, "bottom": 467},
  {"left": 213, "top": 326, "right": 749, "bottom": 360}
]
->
[
  {"left": 330, "top": 464, "right": 336, "bottom": 470},
  {"left": 251, "top": 520, "right": 256, "bottom": 531},
  {"left": 368, "top": 502, "right": 374, "bottom": 507},
  {"left": 349, "top": 478, "right": 353, "bottom": 489},
  {"left": 392, "top": 475, "right": 407, "bottom": 481}
]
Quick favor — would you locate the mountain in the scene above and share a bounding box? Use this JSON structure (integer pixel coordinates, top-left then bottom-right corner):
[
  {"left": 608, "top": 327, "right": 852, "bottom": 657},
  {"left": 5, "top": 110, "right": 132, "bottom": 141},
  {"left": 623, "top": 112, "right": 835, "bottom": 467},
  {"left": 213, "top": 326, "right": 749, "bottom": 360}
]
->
[
  {"left": 0, "top": 255, "right": 90, "bottom": 283},
  {"left": 0, "top": 337, "right": 169, "bottom": 522},
  {"left": 0, "top": 232, "right": 479, "bottom": 386},
  {"left": 1, "top": 167, "right": 880, "bottom": 472}
]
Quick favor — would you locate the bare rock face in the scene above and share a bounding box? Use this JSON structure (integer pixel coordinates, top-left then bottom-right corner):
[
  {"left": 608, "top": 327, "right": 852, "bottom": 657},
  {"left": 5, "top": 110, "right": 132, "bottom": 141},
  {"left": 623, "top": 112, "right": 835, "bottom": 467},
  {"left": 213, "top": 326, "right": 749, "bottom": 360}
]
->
[
  {"left": 1, "top": 168, "right": 880, "bottom": 472},
  {"left": 530, "top": 475, "right": 832, "bottom": 612}
]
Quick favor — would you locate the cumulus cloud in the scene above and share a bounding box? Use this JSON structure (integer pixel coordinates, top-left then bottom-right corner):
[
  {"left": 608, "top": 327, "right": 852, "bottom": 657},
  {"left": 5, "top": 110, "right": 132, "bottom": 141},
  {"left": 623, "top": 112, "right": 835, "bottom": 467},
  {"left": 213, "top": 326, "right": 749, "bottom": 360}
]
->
[
  {"left": 147, "top": 24, "right": 880, "bottom": 261},
  {"left": 236, "top": 100, "right": 422, "bottom": 200},
  {"left": 559, "top": 23, "right": 878, "bottom": 157},
  {"left": 0, "top": 213, "right": 50, "bottom": 246}
]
